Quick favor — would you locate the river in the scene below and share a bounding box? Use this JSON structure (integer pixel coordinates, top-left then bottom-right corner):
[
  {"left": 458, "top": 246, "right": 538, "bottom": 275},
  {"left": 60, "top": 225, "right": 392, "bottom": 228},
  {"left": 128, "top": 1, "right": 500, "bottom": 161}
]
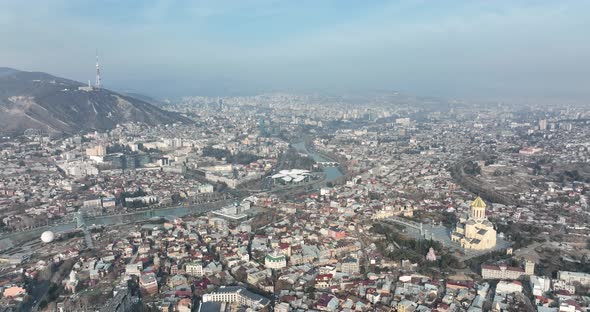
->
[
  {"left": 0, "top": 143, "right": 344, "bottom": 247},
  {"left": 292, "top": 141, "right": 343, "bottom": 181},
  {"left": 0, "top": 202, "right": 226, "bottom": 250}
]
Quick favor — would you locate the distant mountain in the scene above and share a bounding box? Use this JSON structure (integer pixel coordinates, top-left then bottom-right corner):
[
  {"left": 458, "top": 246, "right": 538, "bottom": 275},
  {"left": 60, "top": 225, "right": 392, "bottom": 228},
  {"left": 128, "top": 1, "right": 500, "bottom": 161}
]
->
[{"left": 0, "top": 67, "right": 191, "bottom": 136}]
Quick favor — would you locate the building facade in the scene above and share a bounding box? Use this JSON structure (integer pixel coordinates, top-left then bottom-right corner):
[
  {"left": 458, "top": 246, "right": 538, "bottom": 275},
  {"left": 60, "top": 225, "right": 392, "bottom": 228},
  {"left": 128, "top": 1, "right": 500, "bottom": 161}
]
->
[
  {"left": 481, "top": 260, "right": 534, "bottom": 280},
  {"left": 140, "top": 273, "right": 158, "bottom": 296},
  {"left": 558, "top": 271, "right": 590, "bottom": 286},
  {"left": 202, "top": 286, "right": 270, "bottom": 309},
  {"left": 340, "top": 256, "right": 360, "bottom": 275},
  {"left": 185, "top": 262, "right": 203, "bottom": 277},
  {"left": 451, "top": 197, "right": 497, "bottom": 250},
  {"left": 265, "top": 251, "right": 287, "bottom": 269}
]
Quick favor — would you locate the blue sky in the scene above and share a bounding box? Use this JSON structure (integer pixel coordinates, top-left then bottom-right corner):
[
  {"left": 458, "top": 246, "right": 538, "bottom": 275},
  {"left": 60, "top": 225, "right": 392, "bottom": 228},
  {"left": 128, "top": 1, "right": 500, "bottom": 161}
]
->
[{"left": 1, "top": 0, "right": 589, "bottom": 101}]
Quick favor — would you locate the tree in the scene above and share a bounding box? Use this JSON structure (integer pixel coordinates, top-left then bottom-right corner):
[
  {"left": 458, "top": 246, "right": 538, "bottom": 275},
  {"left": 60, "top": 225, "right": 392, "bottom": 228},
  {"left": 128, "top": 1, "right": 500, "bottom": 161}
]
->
[
  {"left": 201, "top": 146, "right": 231, "bottom": 160},
  {"left": 442, "top": 211, "right": 458, "bottom": 228},
  {"left": 463, "top": 161, "right": 481, "bottom": 175}
]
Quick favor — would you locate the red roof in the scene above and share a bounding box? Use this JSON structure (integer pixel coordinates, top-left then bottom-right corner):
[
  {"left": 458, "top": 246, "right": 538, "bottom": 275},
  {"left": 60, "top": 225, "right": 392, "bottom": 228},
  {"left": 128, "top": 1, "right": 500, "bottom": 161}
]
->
[
  {"left": 175, "top": 290, "right": 192, "bottom": 297},
  {"left": 316, "top": 274, "right": 333, "bottom": 280},
  {"left": 280, "top": 295, "right": 297, "bottom": 302}
]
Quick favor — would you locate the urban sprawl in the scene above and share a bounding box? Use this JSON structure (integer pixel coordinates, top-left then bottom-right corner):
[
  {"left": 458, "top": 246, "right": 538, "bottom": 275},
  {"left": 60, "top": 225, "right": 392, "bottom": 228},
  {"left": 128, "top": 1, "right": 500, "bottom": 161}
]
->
[{"left": 1, "top": 93, "right": 589, "bottom": 312}]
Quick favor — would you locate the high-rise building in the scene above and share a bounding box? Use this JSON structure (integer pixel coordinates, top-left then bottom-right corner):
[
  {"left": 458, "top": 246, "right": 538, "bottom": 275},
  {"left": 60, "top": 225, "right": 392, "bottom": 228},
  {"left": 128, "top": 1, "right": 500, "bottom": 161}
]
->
[
  {"left": 86, "top": 145, "right": 106, "bottom": 157},
  {"left": 539, "top": 119, "right": 547, "bottom": 130}
]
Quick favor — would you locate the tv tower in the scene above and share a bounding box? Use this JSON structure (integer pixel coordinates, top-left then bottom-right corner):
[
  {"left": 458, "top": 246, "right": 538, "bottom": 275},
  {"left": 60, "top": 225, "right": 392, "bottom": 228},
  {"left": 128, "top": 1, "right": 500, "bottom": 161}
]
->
[{"left": 95, "top": 52, "right": 102, "bottom": 89}]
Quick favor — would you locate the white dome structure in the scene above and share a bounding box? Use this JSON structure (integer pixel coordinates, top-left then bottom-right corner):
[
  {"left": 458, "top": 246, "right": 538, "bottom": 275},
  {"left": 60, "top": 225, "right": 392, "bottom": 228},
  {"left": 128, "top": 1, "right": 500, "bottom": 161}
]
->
[{"left": 40, "top": 231, "right": 55, "bottom": 243}]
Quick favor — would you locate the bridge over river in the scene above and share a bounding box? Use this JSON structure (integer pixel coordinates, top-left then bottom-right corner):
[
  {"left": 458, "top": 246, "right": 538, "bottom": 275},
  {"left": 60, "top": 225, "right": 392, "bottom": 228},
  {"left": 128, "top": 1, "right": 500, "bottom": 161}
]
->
[
  {"left": 0, "top": 140, "right": 344, "bottom": 251},
  {"left": 0, "top": 199, "right": 231, "bottom": 251},
  {"left": 316, "top": 161, "right": 339, "bottom": 167}
]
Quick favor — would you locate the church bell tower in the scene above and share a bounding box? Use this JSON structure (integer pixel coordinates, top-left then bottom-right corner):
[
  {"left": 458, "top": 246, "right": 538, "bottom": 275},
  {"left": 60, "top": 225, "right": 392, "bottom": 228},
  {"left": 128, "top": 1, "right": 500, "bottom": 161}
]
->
[{"left": 470, "top": 196, "right": 487, "bottom": 220}]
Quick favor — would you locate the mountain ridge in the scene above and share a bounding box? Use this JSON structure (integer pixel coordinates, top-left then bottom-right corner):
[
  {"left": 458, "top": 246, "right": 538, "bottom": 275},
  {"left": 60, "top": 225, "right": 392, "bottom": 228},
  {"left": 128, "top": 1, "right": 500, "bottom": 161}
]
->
[{"left": 0, "top": 68, "right": 191, "bottom": 136}]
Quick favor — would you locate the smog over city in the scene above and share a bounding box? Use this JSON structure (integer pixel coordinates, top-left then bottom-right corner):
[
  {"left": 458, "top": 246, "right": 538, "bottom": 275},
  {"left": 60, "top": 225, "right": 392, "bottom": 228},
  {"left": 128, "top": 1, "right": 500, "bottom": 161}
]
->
[{"left": 0, "top": 1, "right": 589, "bottom": 312}]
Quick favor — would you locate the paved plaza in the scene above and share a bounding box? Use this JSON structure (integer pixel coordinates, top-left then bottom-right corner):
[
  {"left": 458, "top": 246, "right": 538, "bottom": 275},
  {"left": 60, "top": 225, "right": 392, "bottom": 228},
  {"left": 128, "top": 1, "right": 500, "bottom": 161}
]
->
[{"left": 382, "top": 217, "right": 511, "bottom": 260}]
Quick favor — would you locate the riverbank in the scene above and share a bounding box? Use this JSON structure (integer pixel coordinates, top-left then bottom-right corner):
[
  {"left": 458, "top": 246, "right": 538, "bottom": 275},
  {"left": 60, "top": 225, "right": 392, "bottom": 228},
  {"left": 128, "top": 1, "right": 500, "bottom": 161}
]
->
[
  {"left": 0, "top": 199, "right": 231, "bottom": 251},
  {"left": 1, "top": 140, "right": 344, "bottom": 250},
  {"left": 292, "top": 141, "right": 344, "bottom": 182}
]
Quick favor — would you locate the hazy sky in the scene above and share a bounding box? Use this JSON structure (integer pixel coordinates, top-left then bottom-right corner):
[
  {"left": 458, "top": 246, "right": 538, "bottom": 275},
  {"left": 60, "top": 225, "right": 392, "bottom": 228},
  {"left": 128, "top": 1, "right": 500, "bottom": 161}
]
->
[{"left": 1, "top": 0, "right": 589, "bottom": 100}]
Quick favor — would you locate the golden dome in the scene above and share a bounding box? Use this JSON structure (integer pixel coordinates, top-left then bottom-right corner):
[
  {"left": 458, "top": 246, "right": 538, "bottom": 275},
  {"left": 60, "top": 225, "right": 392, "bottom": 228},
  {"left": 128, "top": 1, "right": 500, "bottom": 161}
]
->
[{"left": 470, "top": 196, "right": 486, "bottom": 209}]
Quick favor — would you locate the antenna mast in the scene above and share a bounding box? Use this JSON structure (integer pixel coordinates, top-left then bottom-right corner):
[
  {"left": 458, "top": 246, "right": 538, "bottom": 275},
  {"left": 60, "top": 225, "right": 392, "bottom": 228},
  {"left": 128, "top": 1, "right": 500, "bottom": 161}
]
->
[{"left": 95, "top": 51, "right": 101, "bottom": 89}]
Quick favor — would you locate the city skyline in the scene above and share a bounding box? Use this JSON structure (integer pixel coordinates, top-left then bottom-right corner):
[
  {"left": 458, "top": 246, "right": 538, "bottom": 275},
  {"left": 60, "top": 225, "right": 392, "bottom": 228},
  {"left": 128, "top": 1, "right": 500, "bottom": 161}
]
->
[
  {"left": 2, "top": 2, "right": 590, "bottom": 310},
  {"left": 1, "top": 0, "right": 589, "bottom": 101}
]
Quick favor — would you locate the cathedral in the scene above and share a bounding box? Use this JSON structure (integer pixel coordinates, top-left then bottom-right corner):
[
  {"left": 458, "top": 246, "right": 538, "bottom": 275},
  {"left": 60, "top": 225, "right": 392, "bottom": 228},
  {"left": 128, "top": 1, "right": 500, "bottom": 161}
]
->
[{"left": 451, "top": 197, "right": 497, "bottom": 250}]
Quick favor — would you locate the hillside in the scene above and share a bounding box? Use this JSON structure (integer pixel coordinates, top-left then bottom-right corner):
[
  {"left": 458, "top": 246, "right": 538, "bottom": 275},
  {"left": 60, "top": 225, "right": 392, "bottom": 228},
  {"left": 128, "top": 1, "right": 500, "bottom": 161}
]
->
[{"left": 0, "top": 67, "right": 191, "bottom": 135}]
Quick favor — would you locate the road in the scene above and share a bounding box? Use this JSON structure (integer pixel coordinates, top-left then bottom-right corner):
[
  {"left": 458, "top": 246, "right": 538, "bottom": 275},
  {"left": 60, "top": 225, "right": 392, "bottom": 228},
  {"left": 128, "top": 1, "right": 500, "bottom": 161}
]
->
[
  {"left": 0, "top": 198, "right": 233, "bottom": 253},
  {"left": 354, "top": 227, "right": 371, "bottom": 273}
]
